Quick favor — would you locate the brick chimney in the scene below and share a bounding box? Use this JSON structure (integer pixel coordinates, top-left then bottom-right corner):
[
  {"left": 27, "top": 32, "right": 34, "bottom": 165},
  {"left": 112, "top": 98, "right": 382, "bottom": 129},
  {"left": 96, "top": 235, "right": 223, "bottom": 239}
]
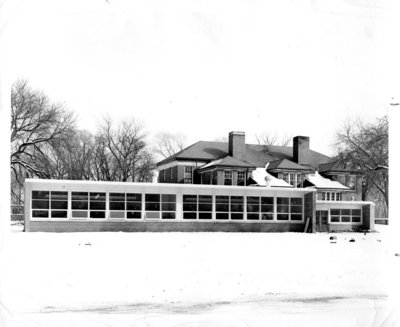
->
[
  {"left": 293, "top": 136, "right": 310, "bottom": 164},
  {"left": 229, "top": 131, "right": 246, "bottom": 160}
]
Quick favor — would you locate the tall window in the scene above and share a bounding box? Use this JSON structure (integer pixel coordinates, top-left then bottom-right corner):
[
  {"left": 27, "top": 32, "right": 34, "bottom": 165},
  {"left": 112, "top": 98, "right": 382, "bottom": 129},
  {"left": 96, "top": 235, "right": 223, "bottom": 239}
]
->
[
  {"left": 184, "top": 166, "right": 193, "bottom": 184},
  {"left": 109, "top": 193, "right": 126, "bottom": 218},
  {"left": 224, "top": 171, "right": 233, "bottom": 185},
  {"left": 71, "top": 192, "right": 89, "bottom": 218},
  {"left": 237, "top": 171, "right": 246, "bottom": 186},
  {"left": 127, "top": 193, "right": 142, "bottom": 219},
  {"left": 89, "top": 192, "right": 106, "bottom": 218}
]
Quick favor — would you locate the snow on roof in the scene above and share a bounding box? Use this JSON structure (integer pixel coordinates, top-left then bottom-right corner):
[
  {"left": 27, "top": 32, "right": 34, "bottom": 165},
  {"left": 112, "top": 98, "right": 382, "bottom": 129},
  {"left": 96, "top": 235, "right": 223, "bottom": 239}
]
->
[
  {"left": 250, "top": 167, "right": 293, "bottom": 188},
  {"left": 305, "top": 172, "right": 349, "bottom": 190}
]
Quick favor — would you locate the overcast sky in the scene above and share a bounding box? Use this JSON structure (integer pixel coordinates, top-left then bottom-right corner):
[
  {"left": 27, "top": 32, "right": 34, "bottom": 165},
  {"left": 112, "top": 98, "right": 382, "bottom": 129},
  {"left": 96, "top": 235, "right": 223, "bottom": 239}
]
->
[{"left": 0, "top": 0, "right": 395, "bottom": 156}]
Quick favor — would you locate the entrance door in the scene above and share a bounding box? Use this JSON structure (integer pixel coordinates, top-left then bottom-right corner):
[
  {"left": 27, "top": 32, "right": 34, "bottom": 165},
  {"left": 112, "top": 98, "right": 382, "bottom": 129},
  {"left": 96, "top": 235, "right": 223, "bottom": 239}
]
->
[{"left": 316, "top": 210, "right": 329, "bottom": 232}]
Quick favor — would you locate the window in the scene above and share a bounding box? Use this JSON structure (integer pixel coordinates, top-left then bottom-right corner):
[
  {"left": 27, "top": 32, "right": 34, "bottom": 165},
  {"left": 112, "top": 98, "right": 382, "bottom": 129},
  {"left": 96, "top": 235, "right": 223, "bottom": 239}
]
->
[
  {"left": 277, "top": 197, "right": 303, "bottom": 221},
  {"left": 330, "top": 208, "right": 362, "bottom": 223},
  {"left": 184, "top": 166, "right": 193, "bottom": 184},
  {"left": 237, "top": 171, "right": 246, "bottom": 186},
  {"left": 199, "top": 195, "right": 212, "bottom": 219},
  {"left": 161, "top": 194, "right": 176, "bottom": 219},
  {"left": 282, "top": 173, "right": 290, "bottom": 184},
  {"left": 282, "top": 173, "right": 303, "bottom": 188},
  {"left": 127, "top": 193, "right": 142, "bottom": 219},
  {"left": 32, "top": 191, "right": 68, "bottom": 219},
  {"left": 72, "top": 192, "right": 88, "bottom": 218},
  {"left": 230, "top": 196, "right": 244, "bottom": 220},
  {"left": 224, "top": 171, "right": 233, "bottom": 185},
  {"left": 32, "top": 191, "right": 50, "bottom": 218},
  {"left": 321, "top": 192, "right": 342, "bottom": 202},
  {"left": 289, "top": 173, "right": 296, "bottom": 187},
  {"left": 145, "top": 193, "right": 176, "bottom": 219},
  {"left": 109, "top": 193, "right": 125, "bottom": 218},
  {"left": 89, "top": 192, "right": 106, "bottom": 218},
  {"left": 50, "top": 191, "right": 68, "bottom": 218},
  {"left": 216, "top": 196, "right": 229, "bottom": 219},
  {"left": 247, "top": 196, "right": 274, "bottom": 220},
  {"left": 183, "top": 195, "right": 212, "bottom": 219}
]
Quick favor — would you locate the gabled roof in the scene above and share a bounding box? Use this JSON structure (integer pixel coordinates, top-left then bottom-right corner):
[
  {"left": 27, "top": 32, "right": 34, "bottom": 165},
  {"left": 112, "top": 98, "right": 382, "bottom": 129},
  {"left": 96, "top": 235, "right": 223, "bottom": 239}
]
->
[
  {"left": 304, "top": 172, "right": 350, "bottom": 190},
  {"left": 198, "top": 156, "right": 254, "bottom": 171},
  {"left": 267, "top": 158, "right": 315, "bottom": 172},
  {"left": 157, "top": 141, "right": 334, "bottom": 170}
]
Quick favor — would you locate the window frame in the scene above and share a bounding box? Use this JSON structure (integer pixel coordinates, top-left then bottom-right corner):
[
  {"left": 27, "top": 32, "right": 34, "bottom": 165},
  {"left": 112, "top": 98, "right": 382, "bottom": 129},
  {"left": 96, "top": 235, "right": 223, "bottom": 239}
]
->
[
  {"left": 329, "top": 208, "right": 363, "bottom": 224},
  {"left": 184, "top": 166, "right": 194, "bottom": 184},
  {"left": 224, "top": 170, "right": 233, "bottom": 186}
]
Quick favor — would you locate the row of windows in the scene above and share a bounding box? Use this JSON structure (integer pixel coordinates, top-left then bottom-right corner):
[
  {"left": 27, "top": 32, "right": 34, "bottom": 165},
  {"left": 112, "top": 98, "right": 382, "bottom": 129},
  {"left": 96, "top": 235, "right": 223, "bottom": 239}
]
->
[
  {"left": 31, "top": 191, "right": 303, "bottom": 221},
  {"left": 321, "top": 192, "right": 342, "bottom": 201},
  {"left": 330, "top": 209, "right": 362, "bottom": 223}
]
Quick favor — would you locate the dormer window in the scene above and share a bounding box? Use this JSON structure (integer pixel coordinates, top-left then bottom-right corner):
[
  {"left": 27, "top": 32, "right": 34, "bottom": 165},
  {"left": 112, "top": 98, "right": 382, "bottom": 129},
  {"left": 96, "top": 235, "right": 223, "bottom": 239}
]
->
[
  {"left": 224, "top": 170, "right": 233, "bottom": 185},
  {"left": 237, "top": 171, "right": 246, "bottom": 186},
  {"left": 282, "top": 173, "right": 304, "bottom": 188},
  {"left": 184, "top": 166, "right": 193, "bottom": 184}
]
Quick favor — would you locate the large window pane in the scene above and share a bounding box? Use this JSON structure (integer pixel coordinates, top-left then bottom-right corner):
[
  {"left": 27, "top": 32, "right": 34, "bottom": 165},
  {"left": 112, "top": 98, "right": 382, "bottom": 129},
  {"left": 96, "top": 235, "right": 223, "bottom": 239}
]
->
[{"left": 51, "top": 201, "right": 68, "bottom": 210}]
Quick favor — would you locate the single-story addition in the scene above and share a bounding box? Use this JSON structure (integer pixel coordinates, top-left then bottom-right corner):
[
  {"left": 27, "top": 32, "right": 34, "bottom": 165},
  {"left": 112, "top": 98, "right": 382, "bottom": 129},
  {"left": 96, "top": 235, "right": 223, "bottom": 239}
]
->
[{"left": 24, "top": 179, "right": 374, "bottom": 233}]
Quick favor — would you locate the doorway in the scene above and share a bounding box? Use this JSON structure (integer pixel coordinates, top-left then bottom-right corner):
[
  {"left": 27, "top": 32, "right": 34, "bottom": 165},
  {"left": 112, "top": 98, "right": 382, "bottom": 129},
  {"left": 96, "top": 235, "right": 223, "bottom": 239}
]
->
[{"left": 316, "top": 210, "right": 329, "bottom": 232}]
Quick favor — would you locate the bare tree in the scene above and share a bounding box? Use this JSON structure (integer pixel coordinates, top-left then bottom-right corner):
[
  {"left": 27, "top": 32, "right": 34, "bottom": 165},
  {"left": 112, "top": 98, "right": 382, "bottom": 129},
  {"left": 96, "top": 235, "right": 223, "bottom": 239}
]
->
[
  {"left": 153, "top": 132, "right": 187, "bottom": 159},
  {"left": 335, "top": 115, "right": 388, "bottom": 216},
  {"left": 256, "top": 132, "right": 292, "bottom": 147},
  {"left": 10, "top": 80, "right": 76, "bottom": 205},
  {"left": 44, "top": 130, "right": 95, "bottom": 180},
  {"left": 11, "top": 80, "right": 76, "bottom": 178},
  {"left": 96, "top": 117, "right": 150, "bottom": 182}
]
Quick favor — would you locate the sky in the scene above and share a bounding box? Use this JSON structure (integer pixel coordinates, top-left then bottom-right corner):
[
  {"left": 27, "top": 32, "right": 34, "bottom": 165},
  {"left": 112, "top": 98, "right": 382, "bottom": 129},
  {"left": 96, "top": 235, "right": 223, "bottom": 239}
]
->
[{"left": 0, "top": 0, "right": 395, "bottom": 158}]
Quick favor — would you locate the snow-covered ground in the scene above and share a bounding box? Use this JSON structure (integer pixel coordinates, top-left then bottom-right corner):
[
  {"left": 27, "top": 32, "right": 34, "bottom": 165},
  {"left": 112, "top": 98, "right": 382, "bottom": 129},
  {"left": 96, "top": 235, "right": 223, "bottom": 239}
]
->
[{"left": 1, "top": 225, "right": 399, "bottom": 326}]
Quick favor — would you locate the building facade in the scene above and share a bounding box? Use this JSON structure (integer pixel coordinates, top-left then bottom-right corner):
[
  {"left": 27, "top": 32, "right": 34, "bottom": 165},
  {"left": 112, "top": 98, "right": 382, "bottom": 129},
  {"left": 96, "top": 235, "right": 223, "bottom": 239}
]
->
[
  {"left": 23, "top": 131, "right": 375, "bottom": 233},
  {"left": 156, "top": 131, "right": 373, "bottom": 232}
]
